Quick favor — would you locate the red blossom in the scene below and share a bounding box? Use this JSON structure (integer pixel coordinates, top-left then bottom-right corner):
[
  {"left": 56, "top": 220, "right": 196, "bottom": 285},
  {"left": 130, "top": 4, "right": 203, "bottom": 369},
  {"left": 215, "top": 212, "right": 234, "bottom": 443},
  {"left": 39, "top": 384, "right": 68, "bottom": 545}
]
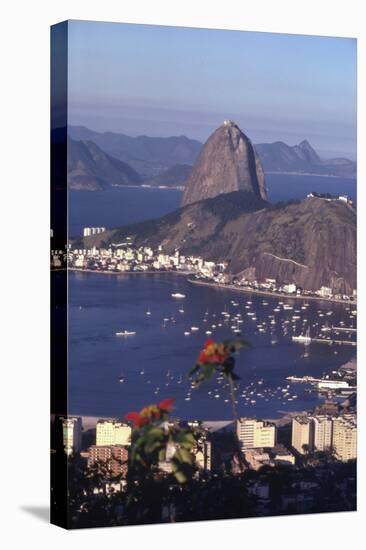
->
[
  {"left": 198, "top": 350, "right": 209, "bottom": 364},
  {"left": 159, "top": 398, "right": 175, "bottom": 412},
  {"left": 126, "top": 398, "right": 175, "bottom": 428},
  {"left": 126, "top": 412, "right": 147, "bottom": 428},
  {"left": 204, "top": 338, "right": 215, "bottom": 348},
  {"left": 197, "top": 339, "right": 229, "bottom": 365}
]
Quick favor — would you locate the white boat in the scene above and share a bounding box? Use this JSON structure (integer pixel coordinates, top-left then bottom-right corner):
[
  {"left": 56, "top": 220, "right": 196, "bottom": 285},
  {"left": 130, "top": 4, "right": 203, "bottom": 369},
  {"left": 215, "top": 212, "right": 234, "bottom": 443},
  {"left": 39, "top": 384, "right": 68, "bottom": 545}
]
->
[
  {"left": 171, "top": 293, "right": 186, "bottom": 298},
  {"left": 184, "top": 331, "right": 190, "bottom": 336},
  {"left": 205, "top": 330, "right": 212, "bottom": 335},
  {"left": 292, "top": 329, "right": 311, "bottom": 344},
  {"left": 115, "top": 330, "right": 136, "bottom": 336},
  {"left": 191, "top": 326, "right": 199, "bottom": 331}
]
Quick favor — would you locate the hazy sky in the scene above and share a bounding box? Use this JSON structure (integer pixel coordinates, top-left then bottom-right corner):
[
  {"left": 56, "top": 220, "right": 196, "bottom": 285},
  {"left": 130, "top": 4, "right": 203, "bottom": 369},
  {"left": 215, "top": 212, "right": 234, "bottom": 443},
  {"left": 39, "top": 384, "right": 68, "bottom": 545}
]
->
[{"left": 67, "top": 20, "right": 357, "bottom": 158}]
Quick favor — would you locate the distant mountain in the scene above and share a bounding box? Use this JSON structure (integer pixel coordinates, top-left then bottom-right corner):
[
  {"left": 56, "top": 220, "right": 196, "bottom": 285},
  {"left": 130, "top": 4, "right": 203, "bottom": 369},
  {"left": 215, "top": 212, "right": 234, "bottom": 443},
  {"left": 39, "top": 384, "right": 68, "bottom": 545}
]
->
[
  {"left": 142, "top": 164, "right": 192, "bottom": 187},
  {"left": 255, "top": 140, "right": 356, "bottom": 178},
  {"left": 67, "top": 125, "right": 356, "bottom": 184},
  {"left": 182, "top": 121, "right": 266, "bottom": 206},
  {"left": 82, "top": 191, "right": 356, "bottom": 295},
  {"left": 68, "top": 126, "right": 202, "bottom": 178},
  {"left": 67, "top": 137, "right": 141, "bottom": 191}
]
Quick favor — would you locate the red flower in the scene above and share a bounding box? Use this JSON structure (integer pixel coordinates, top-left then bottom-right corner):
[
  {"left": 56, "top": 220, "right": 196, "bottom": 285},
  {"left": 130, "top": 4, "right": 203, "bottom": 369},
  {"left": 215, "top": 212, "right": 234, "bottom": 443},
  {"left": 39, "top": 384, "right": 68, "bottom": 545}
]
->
[
  {"left": 197, "top": 340, "right": 229, "bottom": 365},
  {"left": 126, "top": 412, "right": 147, "bottom": 428},
  {"left": 126, "top": 398, "right": 175, "bottom": 428},
  {"left": 198, "top": 350, "right": 209, "bottom": 364},
  {"left": 204, "top": 338, "right": 215, "bottom": 348},
  {"left": 159, "top": 398, "right": 175, "bottom": 412}
]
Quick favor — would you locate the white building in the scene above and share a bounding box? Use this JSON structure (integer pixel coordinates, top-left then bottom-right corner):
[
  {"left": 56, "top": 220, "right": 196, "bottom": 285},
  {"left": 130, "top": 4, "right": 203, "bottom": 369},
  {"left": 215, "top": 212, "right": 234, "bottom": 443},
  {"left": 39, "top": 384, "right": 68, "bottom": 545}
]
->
[
  {"left": 283, "top": 283, "right": 296, "bottom": 294},
  {"left": 61, "top": 416, "right": 82, "bottom": 456},
  {"left": 96, "top": 420, "right": 131, "bottom": 447},
  {"left": 292, "top": 416, "right": 312, "bottom": 454},
  {"left": 318, "top": 286, "right": 333, "bottom": 298},
  {"left": 332, "top": 416, "right": 357, "bottom": 462},
  {"left": 273, "top": 446, "right": 296, "bottom": 466},
  {"left": 83, "top": 227, "right": 106, "bottom": 237},
  {"left": 236, "top": 418, "right": 276, "bottom": 450},
  {"left": 338, "top": 195, "right": 352, "bottom": 205},
  {"left": 311, "top": 416, "right": 333, "bottom": 451}
]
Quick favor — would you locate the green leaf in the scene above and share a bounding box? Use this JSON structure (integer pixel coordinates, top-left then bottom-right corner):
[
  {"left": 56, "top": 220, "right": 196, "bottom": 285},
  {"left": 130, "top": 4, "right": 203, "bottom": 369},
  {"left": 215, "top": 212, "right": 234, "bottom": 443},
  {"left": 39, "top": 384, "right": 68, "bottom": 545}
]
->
[
  {"left": 173, "top": 469, "right": 188, "bottom": 484},
  {"left": 175, "top": 448, "right": 194, "bottom": 465}
]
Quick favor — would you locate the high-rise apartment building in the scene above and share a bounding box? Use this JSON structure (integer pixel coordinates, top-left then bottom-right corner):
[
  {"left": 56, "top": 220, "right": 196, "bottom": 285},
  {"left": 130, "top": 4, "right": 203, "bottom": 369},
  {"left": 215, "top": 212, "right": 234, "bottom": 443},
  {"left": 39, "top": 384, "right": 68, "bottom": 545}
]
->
[
  {"left": 291, "top": 417, "right": 312, "bottom": 454},
  {"left": 88, "top": 445, "right": 128, "bottom": 478},
  {"left": 311, "top": 415, "right": 333, "bottom": 451},
  {"left": 236, "top": 418, "right": 276, "bottom": 450},
  {"left": 61, "top": 416, "right": 82, "bottom": 456},
  {"left": 332, "top": 416, "right": 357, "bottom": 462},
  {"left": 96, "top": 420, "right": 131, "bottom": 446}
]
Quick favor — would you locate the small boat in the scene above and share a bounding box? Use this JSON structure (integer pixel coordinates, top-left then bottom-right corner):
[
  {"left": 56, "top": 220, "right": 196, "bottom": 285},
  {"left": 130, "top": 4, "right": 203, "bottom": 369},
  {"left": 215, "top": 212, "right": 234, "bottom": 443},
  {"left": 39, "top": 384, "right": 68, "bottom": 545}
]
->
[
  {"left": 171, "top": 293, "right": 186, "bottom": 299},
  {"left": 184, "top": 331, "right": 190, "bottom": 336},
  {"left": 191, "top": 326, "right": 199, "bottom": 331},
  {"left": 205, "top": 330, "right": 212, "bottom": 335},
  {"left": 115, "top": 330, "right": 136, "bottom": 336}
]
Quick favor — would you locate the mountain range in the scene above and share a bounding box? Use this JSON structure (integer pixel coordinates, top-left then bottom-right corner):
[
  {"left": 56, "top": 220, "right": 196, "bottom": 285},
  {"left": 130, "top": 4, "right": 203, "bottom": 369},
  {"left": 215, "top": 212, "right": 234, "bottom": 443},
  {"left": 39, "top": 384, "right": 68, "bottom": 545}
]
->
[
  {"left": 255, "top": 140, "right": 356, "bottom": 178},
  {"left": 68, "top": 125, "right": 202, "bottom": 178},
  {"left": 66, "top": 125, "right": 356, "bottom": 190}
]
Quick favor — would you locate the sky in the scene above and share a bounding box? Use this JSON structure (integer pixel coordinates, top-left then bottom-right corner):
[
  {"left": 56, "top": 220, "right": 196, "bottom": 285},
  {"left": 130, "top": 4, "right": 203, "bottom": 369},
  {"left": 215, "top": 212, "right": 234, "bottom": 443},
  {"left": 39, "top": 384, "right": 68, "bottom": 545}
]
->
[{"left": 66, "top": 20, "right": 357, "bottom": 159}]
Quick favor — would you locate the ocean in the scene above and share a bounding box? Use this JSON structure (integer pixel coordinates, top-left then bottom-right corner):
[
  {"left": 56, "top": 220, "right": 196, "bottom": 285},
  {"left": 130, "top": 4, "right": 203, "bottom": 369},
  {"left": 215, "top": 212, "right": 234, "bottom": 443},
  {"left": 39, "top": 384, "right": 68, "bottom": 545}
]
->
[
  {"left": 69, "top": 174, "right": 356, "bottom": 237},
  {"left": 68, "top": 271, "right": 355, "bottom": 420}
]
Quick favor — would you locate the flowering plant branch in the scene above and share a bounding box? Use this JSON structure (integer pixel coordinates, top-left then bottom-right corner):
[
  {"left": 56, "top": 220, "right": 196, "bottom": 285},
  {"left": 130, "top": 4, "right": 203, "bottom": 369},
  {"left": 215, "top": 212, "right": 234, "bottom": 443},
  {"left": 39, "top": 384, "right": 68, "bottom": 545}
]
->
[
  {"left": 189, "top": 338, "right": 250, "bottom": 386},
  {"left": 126, "top": 399, "right": 200, "bottom": 484},
  {"left": 188, "top": 338, "right": 250, "bottom": 421}
]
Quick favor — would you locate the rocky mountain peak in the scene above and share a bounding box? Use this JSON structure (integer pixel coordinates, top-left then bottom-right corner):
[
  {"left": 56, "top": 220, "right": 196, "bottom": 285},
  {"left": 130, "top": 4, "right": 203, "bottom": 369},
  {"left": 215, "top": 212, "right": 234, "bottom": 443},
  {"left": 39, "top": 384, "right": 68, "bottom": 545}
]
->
[{"left": 181, "top": 121, "right": 266, "bottom": 206}]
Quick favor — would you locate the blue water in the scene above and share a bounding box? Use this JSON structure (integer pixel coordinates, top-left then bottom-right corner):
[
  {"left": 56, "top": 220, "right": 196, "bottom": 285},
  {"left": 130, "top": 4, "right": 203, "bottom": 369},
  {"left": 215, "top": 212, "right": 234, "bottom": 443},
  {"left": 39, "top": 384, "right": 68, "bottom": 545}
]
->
[
  {"left": 68, "top": 271, "right": 355, "bottom": 420},
  {"left": 266, "top": 174, "right": 356, "bottom": 205},
  {"left": 69, "top": 174, "right": 356, "bottom": 237},
  {"left": 69, "top": 187, "right": 181, "bottom": 238},
  {"left": 68, "top": 175, "right": 356, "bottom": 420}
]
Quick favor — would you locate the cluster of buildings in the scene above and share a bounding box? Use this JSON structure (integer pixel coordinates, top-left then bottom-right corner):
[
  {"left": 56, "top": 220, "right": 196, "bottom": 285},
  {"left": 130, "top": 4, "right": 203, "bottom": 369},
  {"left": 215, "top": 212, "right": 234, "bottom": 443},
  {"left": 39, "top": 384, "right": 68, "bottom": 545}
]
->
[
  {"left": 55, "top": 416, "right": 212, "bottom": 489},
  {"left": 67, "top": 240, "right": 227, "bottom": 278},
  {"left": 306, "top": 192, "right": 353, "bottom": 206},
  {"left": 233, "top": 275, "right": 355, "bottom": 302},
  {"left": 235, "top": 412, "right": 356, "bottom": 470},
  {"left": 292, "top": 414, "right": 357, "bottom": 461},
  {"left": 236, "top": 417, "right": 295, "bottom": 470},
  {"left": 54, "top": 411, "right": 356, "bottom": 518},
  {"left": 54, "top": 241, "right": 356, "bottom": 303},
  {"left": 58, "top": 410, "right": 356, "bottom": 481}
]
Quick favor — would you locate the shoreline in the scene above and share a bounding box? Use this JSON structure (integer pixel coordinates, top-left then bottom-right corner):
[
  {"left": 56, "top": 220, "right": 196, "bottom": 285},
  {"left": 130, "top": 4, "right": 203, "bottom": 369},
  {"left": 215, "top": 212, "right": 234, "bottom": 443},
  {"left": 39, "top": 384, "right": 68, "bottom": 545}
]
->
[
  {"left": 71, "top": 171, "right": 356, "bottom": 193},
  {"left": 265, "top": 171, "right": 355, "bottom": 180},
  {"left": 187, "top": 278, "right": 356, "bottom": 306},
  {"left": 68, "top": 267, "right": 194, "bottom": 276},
  {"left": 68, "top": 268, "right": 355, "bottom": 306}
]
